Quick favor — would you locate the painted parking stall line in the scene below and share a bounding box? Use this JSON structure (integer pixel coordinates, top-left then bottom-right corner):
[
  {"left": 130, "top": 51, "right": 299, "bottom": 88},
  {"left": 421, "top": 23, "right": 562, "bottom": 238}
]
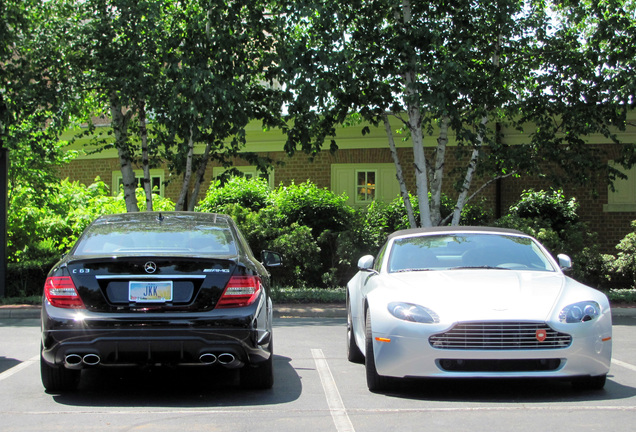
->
[
  {"left": 0, "top": 355, "right": 39, "bottom": 382},
  {"left": 612, "top": 358, "right": 636, "bottom": 373},
  {"left": 312, "top": 349, "right": 355, "bottom": 432}
]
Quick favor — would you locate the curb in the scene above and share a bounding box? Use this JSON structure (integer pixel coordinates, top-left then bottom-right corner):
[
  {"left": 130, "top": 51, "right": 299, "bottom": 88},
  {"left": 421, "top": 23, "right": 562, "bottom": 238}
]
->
[{"left": 1, "top": 304, "right": 635, "bottom": 320}]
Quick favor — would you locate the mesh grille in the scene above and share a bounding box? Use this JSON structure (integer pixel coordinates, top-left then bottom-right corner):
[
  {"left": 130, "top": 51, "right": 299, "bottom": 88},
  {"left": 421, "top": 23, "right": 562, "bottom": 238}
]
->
[{"left": 429, "top": 322, "right": 571, "bottom": 350}]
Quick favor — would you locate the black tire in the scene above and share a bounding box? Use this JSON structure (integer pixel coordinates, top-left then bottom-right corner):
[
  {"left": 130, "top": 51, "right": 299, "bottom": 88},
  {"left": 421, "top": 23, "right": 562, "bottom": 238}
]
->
[
  {"left": 240, "top": 340, "right": 274, "bottom": 390},
  {"left": 365, "top": 312, "right": 392, "bottom": 392},
  {"left": 40, "top": 350, "right": 80, "bottom": 392},
  {"left": 572, "top": 374, "right": 607, "bottom": 391},
  {"left": 347, "top": 297, "right": 364, "bottom": 364}
]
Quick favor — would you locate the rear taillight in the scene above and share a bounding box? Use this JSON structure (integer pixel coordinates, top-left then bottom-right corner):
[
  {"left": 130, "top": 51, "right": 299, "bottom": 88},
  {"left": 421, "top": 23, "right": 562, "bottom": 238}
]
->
[
  {"left": 44, "top": 276, "right": 85, "bottom": 309},
  {"left": 216, "top": 275, "right": 262, "bottom": 309}
]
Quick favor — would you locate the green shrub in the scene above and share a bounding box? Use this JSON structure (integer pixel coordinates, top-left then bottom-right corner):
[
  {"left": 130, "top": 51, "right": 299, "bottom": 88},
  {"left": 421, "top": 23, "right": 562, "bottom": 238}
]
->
[
  {"left": 271, "top": 181, "right": 353, "bottom": 233},
  {"left": 495, "top": 189, "right": 612, "bottom": 288},
  {"left": 271, "top": 223, "right": 322, "bottom": 287},
  {"left": 508, "top": 189, "right": 579, "bottom": 231},
  {"left": 603, "top": 221, "right": 636, "bottom": 289},
  {"left": 496, "top": 189, "right": 587, "bottom": 257},
  {"left": 6, "top": 256, "right": 59, "bottom": 297},
  {"left": 196, "top": 176, "right": 272, "bottom": 212},
  {"left": 6, "top": 177, "right": 175, "bottom": 296}
]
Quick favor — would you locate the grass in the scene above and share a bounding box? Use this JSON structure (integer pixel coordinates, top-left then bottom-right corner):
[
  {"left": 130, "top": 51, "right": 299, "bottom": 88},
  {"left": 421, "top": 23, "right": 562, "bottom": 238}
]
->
[{"left": 1, "top": 287, "right": 635, "bottom": 306}]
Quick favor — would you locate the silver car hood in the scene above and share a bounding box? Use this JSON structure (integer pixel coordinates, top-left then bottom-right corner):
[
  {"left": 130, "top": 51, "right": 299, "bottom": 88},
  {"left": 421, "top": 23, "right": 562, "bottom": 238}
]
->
[{"left": 384, "top": 270, "right": 565, "bottom": 322}]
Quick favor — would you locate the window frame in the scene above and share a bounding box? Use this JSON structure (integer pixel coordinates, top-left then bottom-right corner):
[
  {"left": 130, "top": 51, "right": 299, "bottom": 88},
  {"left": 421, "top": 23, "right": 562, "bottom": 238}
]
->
[{"left": 112, "top": 169, "right": 165, "bottom": 197}]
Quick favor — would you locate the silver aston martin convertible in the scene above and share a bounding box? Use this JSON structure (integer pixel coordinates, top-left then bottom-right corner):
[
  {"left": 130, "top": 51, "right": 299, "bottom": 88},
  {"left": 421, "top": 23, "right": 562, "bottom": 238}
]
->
[{"left": 346, "top": 227, "right": 612, "bottom": 392}]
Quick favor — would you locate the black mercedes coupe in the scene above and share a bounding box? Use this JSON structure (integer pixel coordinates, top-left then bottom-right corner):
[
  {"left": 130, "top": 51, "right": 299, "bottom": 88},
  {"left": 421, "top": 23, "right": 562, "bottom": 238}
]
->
[{"left": 40, "top": 211, "right": 282, "bottom": 392}]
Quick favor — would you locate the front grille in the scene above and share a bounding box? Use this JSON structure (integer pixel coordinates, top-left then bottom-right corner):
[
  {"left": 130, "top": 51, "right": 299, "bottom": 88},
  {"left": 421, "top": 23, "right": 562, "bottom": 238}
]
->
[
  {"left": 429, "top": 322, "right": 572, "bottom": 350},
  {"left": 437, "top": 358, "right": 563, "bottom": 372}
]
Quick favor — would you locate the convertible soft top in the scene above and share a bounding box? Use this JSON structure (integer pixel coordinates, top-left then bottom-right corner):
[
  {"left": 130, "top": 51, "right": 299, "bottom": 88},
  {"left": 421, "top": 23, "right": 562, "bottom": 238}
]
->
[{"left": 387, "top": 226, "right": 526, "bottom": 241}]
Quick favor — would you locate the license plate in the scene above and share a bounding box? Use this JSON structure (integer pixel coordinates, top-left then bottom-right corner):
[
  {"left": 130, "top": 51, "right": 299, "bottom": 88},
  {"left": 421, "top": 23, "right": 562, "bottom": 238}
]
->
[{"left": 129, "top": 281, "right": 173, "bottom": 302}]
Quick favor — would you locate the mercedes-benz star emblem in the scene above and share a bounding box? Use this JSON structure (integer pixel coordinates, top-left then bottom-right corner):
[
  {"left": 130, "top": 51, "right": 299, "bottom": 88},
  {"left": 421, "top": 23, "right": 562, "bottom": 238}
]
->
[{"left": 144, "top": 261, "right": 157, "bottom": 274}]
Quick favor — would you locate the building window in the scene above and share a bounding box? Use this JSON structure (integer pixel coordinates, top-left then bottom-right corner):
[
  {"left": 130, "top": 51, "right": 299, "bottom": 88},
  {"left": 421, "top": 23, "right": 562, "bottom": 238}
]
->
[
  {"left": 604, "top": 162, "right": 636, "bottom": 212},
  {"left": 331, "top": 163, "right": 400, "bottom": 206},
  {"left": 356, "top": 170, "right": 376, "bottom": 203},
  {"left": 212, "top": 166, "right": 275, "bottom": 188},
  {"left": 112, "top": 169, "right": 165, "bottom": 197}
]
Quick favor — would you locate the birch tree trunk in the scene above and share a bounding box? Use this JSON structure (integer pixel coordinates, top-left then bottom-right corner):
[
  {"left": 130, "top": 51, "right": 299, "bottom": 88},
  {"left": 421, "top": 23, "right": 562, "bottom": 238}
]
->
[
  {"left": 383, "top": 114, "right": 417, "bottom": 228},
  {"left": 401, "top": 0, "right": 432, "bottom": 227},
  {"left": 138, "top": 100, "right": 153, "bottom": 212},
  {"left": 429, "top": 116, "right": 450, "bottom": 226},
  {"left": 175, "top": 126, "right": 194, "bottom": 210},
  {"left": 110, "top": 94, "right": 138, "bottom": 213},
  {"left": 450, "top": 120, "right": 486, "bottom": 226},
  {"left": 187, "top": 141, "right": 213, "bottom": 211}
]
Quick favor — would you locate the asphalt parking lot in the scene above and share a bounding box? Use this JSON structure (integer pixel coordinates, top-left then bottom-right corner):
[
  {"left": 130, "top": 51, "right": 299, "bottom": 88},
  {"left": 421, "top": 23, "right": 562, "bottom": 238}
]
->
[{"left": 1, "top": 306, "right": 636, "bottom": 432}]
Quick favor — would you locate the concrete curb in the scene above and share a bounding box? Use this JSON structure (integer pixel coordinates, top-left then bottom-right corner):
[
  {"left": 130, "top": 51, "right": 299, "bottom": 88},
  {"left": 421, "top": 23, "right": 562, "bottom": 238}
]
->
[{"left": 1, "top": 304, "right": 635, "bottom": 320}]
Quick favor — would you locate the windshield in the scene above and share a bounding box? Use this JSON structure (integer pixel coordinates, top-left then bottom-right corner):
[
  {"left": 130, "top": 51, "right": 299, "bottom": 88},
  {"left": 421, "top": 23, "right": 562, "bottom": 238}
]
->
[{"left": 387, "top": 233, "right": 556, "bottom": 273}]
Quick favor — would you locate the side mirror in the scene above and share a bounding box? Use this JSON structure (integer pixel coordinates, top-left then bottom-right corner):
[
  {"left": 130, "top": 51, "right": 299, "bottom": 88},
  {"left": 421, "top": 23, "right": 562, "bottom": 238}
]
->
[
  {"left": 357, "top": 255, "right": 375, "bottom": 271},
  {"left": 261, "top": 250, "right": 283, "bottom": 268},
  {"left": 557, "top": 253, "right": 572, "bottom": 272}
]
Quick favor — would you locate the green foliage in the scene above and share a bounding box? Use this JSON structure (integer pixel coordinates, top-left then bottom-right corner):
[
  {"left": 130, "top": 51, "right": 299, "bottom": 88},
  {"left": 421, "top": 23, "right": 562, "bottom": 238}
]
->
[
  {"left": 270, "top": 224, "right": 322, "bottom": 287},
  {"left": 271, "top": 181, "right": 354, "bottom": 233},
  {"left": 5, "top": 258, "right": 57, "bottom": 297},
  {"left": 269, "top": 286, "right": 346, "bottom": 304},
  {"left": 197, "top": 176, "right": 272, "bottom": 212},
  {"left": 508, "top": 189, "right": 579, "bottom": 231},
  {"left": 197, "top": 178, "right": 354, "bottom": 287},
  {"left": 601, "top": 221, "right": 636, "bottom": 289},
  {"left": 496, "top": 189, "right": 585, "bottom": 257},
  {"left": 495, "top": 189, "right": 614, "bottom": 288},
  {"left": 8, "top": 177, "right": 175, "bottom": 262},
  {"left": 608, "top": 288, "right": 636, "bottom": 305}
]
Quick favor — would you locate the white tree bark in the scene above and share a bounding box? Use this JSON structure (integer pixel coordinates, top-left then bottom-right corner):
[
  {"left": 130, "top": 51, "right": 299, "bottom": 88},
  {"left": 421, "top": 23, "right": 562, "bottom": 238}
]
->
[
  {"left": 138, "top": 100, "right": 153, "bottom": 211},
  {"left": 175, "top": 126, "right": 194, "bottom": 211},
  {"left": 383, "top": 114, "right": 417, "bottom": 228},
  {"left": 110, "top": 94, "right": 138, "bottom": 213},
  {"left": 187, "top": 140, "right": 213, "bottom": 211},
  {"left": 401, "top": 0, "right": 432, "bottom": 227},
  {"left": 430, "top": 116, "right": 450, "bottom": 225},
  {"left": 450, "top": 116, "right": 487, "bottom": 225}
]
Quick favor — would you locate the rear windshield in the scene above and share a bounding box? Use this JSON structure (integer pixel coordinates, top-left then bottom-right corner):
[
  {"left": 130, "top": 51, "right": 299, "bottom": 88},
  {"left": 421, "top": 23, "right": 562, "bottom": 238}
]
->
[
  {"left": 73, "top": 224, "right": 237, "bottom": 256},
  {"left": 388, "top": 233, "right": 556, "bottom": 273}
]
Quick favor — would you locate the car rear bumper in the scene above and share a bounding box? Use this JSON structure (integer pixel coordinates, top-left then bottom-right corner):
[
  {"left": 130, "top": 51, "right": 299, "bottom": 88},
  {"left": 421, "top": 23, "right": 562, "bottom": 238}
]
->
[{"left": 41, "top": 300, "right": 272, "bottom": 369}]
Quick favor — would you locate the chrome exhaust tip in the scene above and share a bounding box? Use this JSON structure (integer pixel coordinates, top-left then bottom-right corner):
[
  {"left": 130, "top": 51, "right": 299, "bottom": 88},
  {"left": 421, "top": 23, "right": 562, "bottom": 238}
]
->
[
  {"left": 217, "top": 353, "right": 235, "bottom": 365},
  {"left": 82, "top": 354, "right": 101, "bottom": 366},
  {"left": 64, "top": 354, "right": 83, "bottom": 368},
  {"left": 199, "top": 353, "right": 217, "bottom": 365}
]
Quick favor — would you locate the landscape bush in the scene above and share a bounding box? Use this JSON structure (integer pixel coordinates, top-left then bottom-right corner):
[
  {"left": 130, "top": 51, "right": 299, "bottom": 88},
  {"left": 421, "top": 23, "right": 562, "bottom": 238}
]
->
[
  {"left": 494, "top": 189, "right": 611, "bottom": 288},
  {"left": 6, "top": 178, "right": 175, "bottom": 296},
  {"left": 199, "top": 179, "right": 354, "bottom": 287},
  {"left": 7, "top": 179, "right": 635, "bottom": 297}
]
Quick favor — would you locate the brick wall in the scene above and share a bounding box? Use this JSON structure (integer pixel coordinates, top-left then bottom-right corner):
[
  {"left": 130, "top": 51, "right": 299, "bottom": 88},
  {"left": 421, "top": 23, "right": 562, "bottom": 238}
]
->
[{"left": 60, "top": 143, "right": 634, "bottom": 253}]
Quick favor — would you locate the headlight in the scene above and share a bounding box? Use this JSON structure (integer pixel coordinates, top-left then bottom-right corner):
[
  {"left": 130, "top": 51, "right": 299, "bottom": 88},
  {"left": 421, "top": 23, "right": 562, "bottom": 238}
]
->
[
  {"left": 388, "top": 302, "right": 439, "bottom": 323},
  {"left": 559, "top": 301, "right": 601, "bottom": 323}
]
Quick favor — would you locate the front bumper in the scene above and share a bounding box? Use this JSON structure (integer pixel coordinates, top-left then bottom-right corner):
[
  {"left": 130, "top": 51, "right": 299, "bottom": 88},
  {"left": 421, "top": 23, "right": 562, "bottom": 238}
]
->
[
  {"left": 370, "top": 319, "right": 612, "bottom": 380},
  {"left": 41, "top": 298, "right": 273, "bottom": 369}
]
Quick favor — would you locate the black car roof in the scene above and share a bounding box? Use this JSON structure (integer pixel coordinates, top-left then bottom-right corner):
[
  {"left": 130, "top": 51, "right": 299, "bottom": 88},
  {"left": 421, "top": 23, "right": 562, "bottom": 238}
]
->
[
  {"left": 387, "top": 226, "right": 526, "bottom": 241},
  {"left": 92, "top": 211, "right": 232, "bottom": 226}
]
